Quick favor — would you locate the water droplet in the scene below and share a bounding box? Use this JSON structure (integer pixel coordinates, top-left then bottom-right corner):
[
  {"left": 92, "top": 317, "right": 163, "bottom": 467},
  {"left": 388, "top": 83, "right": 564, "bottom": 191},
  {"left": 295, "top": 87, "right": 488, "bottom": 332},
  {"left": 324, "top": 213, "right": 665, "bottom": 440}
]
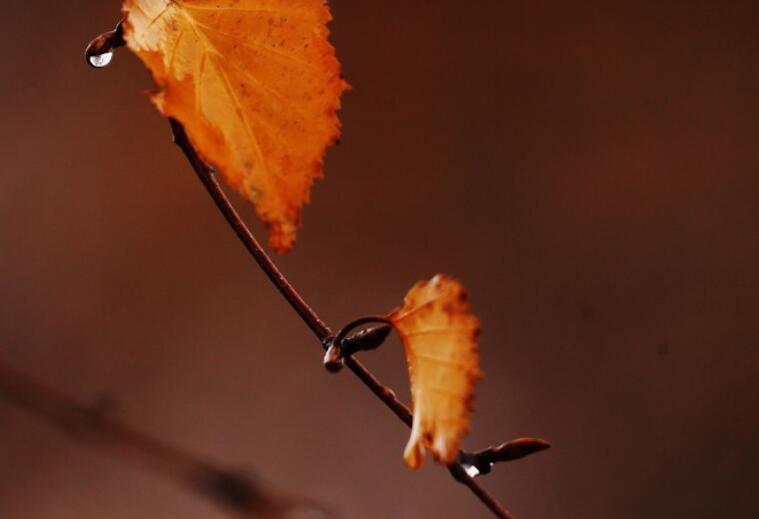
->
[
  {"left": 463, "top": 464, "right": 481, "bottom": 478},
  {"left": 89, "top": 51, "right": 113, "bottom": 68}
]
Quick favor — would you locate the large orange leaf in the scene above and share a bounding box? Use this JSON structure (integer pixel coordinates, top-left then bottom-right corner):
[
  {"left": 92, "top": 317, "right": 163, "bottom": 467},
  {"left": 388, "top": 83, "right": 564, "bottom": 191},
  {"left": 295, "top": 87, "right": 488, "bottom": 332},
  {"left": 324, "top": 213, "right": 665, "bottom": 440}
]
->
[
  {"left": 122, "top": 0, "right": 349, "bottom": 252},
  {"left": 389, "top": 275, "right": 481, "bottom": 469}
]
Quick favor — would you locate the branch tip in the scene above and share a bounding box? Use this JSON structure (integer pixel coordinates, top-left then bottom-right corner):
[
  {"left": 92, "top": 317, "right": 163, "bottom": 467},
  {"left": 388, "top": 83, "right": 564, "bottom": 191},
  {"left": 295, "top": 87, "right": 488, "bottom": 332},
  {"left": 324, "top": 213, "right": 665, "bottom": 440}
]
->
[{"left": 458, "top": 437, "right": 551, "bottom": 478}]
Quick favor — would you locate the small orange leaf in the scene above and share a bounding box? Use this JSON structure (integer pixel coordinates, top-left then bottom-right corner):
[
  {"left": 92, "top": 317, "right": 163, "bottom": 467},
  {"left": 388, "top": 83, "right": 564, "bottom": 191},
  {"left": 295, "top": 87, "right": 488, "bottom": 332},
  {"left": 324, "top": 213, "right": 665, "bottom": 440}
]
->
[
  {"left": 122, "top": 0, "right": 349, "bottom": 252},
  {"left": 389, "top": 275, "right": 481, "bottom": 469}
]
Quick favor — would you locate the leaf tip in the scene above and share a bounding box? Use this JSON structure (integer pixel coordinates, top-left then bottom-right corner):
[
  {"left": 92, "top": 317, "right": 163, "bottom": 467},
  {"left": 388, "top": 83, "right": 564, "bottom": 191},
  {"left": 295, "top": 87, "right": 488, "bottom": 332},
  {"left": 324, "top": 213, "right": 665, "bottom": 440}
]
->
[{"left": 268, "top": 220, "right": 298, "bottom": 254}]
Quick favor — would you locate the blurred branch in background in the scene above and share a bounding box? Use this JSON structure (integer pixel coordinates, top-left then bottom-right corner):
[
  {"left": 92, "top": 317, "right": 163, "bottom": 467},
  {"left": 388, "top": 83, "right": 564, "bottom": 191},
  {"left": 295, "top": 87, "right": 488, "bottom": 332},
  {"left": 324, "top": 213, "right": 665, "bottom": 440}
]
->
[{"left": 0, "top": 358, "right": 328, "bottom": 519}]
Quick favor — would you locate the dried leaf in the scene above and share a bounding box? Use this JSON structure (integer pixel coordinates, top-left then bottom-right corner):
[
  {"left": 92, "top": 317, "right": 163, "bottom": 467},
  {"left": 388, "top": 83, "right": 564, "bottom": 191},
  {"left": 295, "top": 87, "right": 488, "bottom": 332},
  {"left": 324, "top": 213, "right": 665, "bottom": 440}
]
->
[
  {"left": 122, "top": 0, "right": 349, "bottom": 252},
  {"left": 389, "top": 275, "right": 481, "bottom": 469}
]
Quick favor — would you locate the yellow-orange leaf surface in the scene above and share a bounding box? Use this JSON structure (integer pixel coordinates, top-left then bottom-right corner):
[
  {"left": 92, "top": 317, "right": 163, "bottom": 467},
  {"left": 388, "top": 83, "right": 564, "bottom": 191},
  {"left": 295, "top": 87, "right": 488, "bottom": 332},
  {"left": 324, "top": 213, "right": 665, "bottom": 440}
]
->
[
  {"left": 123, "top": 0, "right": 349, "bottom": 252},
  {"left": 389, "top": 275, "right": 481, "bottom": 469}
]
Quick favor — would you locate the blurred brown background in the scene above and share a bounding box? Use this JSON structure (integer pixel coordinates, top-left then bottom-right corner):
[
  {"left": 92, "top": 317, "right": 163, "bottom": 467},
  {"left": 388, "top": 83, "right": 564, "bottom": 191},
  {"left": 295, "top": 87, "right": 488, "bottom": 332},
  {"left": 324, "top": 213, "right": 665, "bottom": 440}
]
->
[{"left": 1, "top": 1, "right": 758, "bottom": 517}]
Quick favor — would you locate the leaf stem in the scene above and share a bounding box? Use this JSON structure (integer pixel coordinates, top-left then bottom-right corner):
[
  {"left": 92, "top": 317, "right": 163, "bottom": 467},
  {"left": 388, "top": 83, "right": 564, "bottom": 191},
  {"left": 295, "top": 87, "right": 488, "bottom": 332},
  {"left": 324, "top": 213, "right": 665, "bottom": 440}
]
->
[{"left": 169, "top": 120, "right": 516, "bottom": 519}]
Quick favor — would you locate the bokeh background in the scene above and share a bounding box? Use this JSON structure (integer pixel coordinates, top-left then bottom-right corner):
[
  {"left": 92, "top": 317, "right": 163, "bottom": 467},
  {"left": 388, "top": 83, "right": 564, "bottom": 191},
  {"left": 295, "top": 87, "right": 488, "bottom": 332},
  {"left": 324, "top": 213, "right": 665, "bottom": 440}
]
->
[{"left": 1, "top": 1, "right": 758, "bottom": 517}]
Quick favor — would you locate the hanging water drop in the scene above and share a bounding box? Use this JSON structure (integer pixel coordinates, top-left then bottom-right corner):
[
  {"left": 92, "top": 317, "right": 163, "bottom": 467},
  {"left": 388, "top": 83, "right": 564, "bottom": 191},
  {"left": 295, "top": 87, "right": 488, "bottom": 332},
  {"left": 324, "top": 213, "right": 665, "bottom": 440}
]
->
[
  {"left": 463, "top": 464, "right": 481, "bottom": 478},
  {"left": 89, "top": 51, "right": 114, "bottom": 68},
  {"left": 85, "top": 21, "right": 125, "bottom": 69}
]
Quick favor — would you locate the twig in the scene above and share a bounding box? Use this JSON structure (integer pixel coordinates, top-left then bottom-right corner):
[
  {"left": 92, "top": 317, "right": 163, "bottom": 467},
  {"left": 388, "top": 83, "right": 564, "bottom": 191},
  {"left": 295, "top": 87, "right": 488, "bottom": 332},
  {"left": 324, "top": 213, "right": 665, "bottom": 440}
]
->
[
  {"left": 84, "top": 25, "right": 547, "bottom": 519},
  {"left": 0, "top": 359, "right": 322, "bottom": 518},
  {"left": 168, "top": 120, "right": 330, "bottom": 342},
  {"left": 169, "top": 120, "right": 517, "bottom": 519}
]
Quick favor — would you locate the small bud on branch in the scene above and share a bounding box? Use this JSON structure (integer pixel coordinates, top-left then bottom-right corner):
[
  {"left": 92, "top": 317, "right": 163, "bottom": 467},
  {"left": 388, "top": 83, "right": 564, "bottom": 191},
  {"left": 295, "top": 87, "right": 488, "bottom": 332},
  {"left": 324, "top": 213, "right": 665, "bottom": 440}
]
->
[{"left": 458, "top": 438, "right": 551, "bottom": 477}]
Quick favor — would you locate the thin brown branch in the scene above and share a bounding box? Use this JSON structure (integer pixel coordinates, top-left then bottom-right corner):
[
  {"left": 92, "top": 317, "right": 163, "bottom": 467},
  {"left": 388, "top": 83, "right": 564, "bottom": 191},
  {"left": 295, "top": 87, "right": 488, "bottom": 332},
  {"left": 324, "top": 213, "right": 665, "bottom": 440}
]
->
[
  {"left": 82, "top": 27, "right": 545, "bottom": 516},
  {"left": 169, "top": 120, "right": 517, "bottom": 519},
  {"left": 0, "top": 358, "right": 318, "bottom": 518},
  {"left": 169, "top": 119, "right": 330, "bottom": 342}
]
